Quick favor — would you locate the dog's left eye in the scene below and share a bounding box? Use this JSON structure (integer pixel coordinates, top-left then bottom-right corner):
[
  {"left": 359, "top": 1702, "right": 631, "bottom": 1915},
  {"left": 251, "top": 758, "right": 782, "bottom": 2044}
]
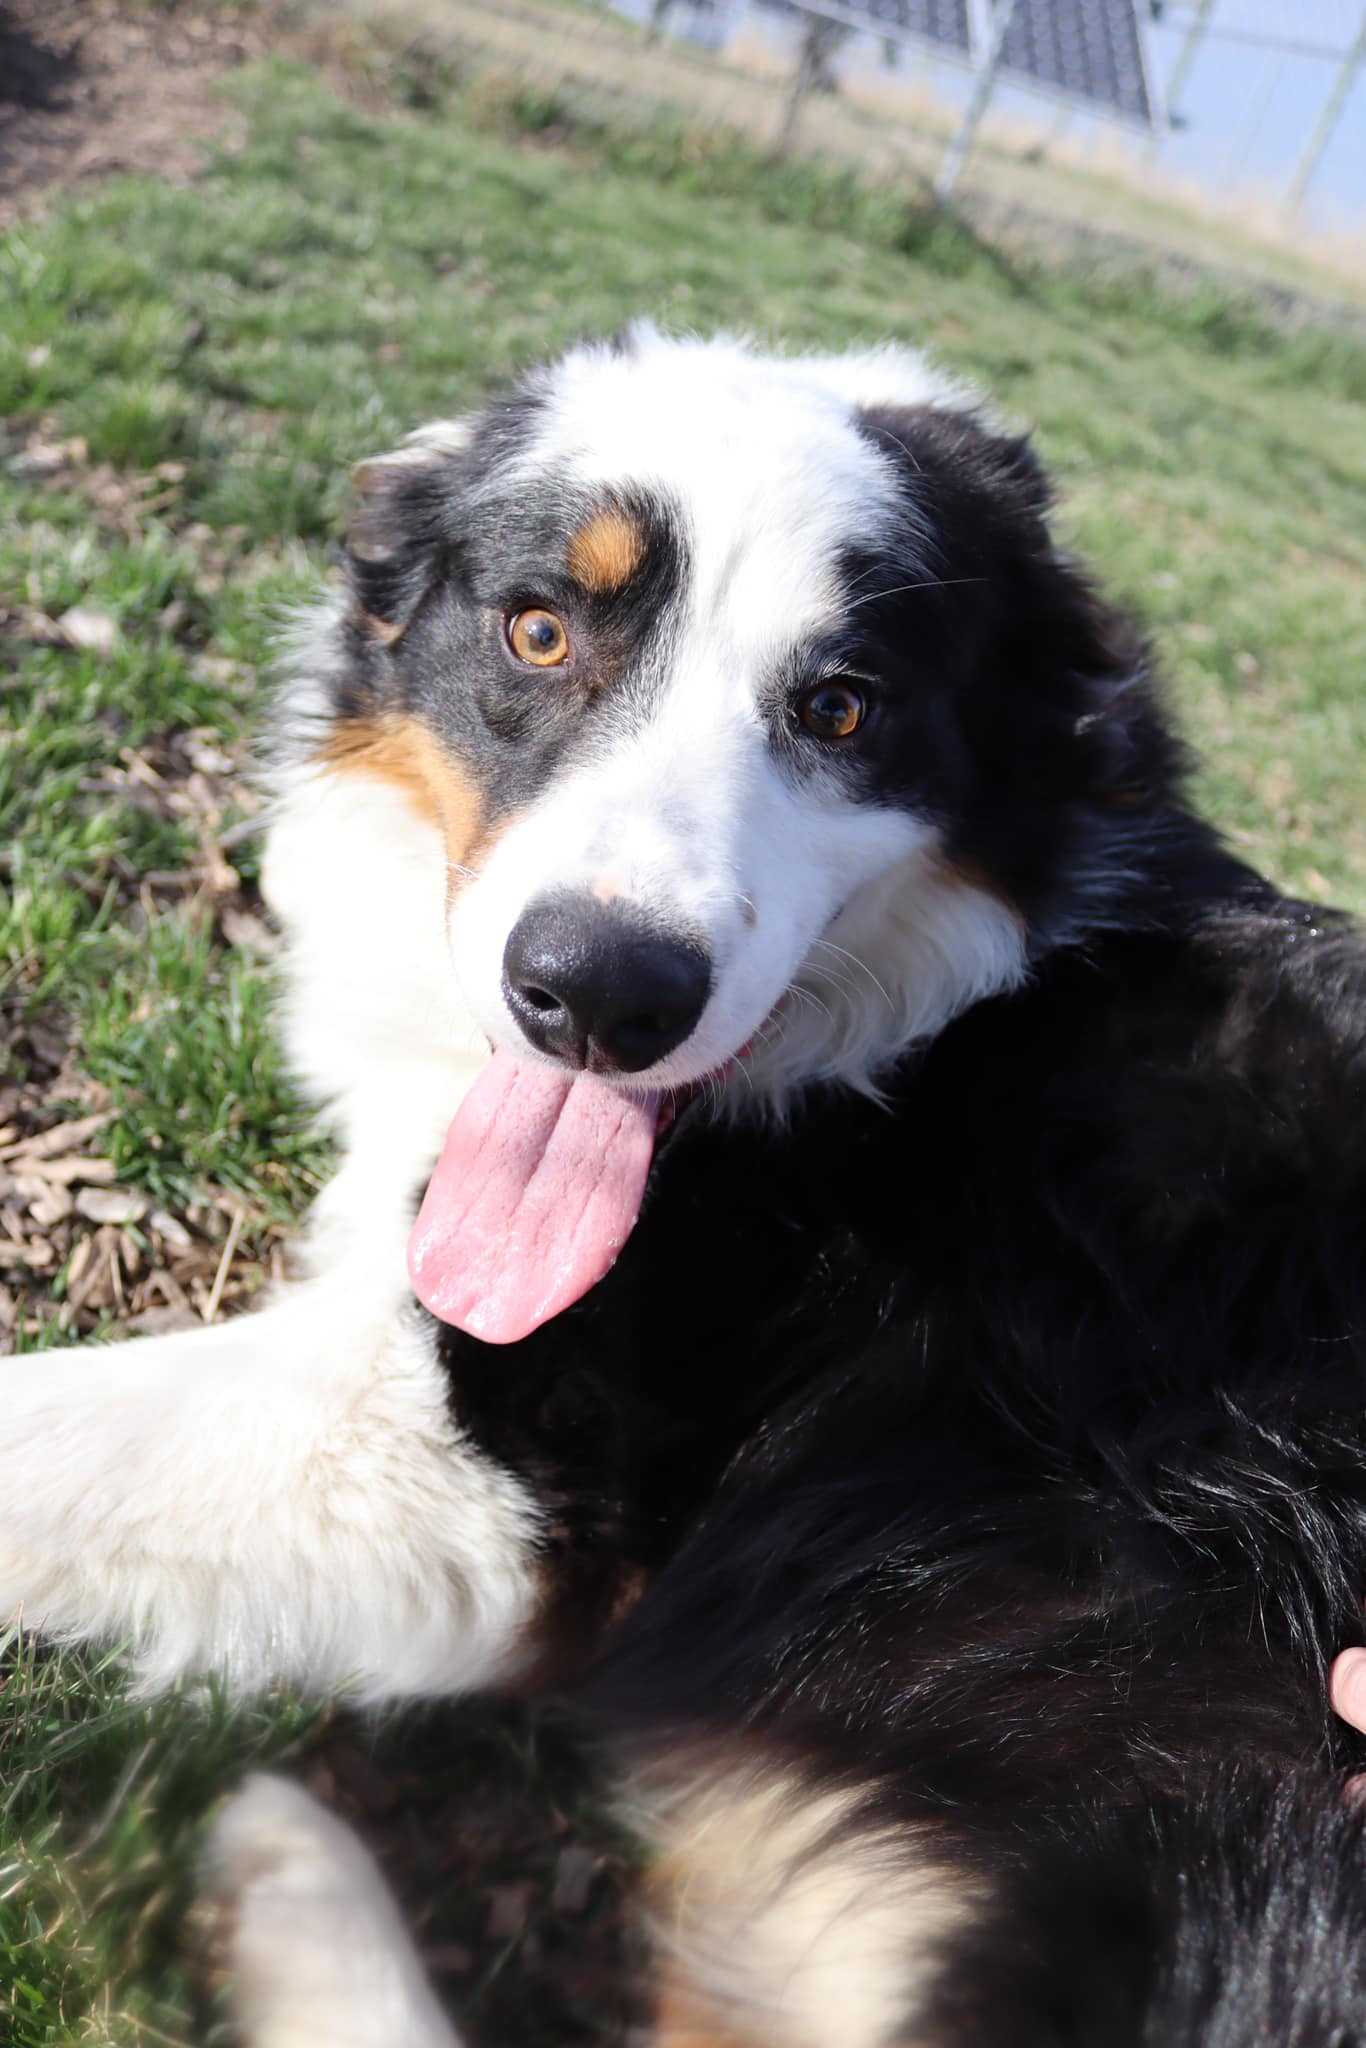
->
[
  {"left": 797, "top": 681, "right": 865, "bottom": 741},
  {"left": 506, "top": 609, "right": 571, "bottom": 668}
]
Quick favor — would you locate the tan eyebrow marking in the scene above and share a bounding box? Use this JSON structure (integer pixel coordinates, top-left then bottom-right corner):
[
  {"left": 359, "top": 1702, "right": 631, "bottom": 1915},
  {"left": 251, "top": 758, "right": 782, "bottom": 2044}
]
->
[{"left": 566, "top": 507, "right": 646, "bottom": 593}]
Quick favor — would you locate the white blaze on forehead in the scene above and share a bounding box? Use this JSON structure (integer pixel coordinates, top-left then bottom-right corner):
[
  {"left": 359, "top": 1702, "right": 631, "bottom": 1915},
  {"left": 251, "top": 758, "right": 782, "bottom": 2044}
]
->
[
  {"left": 444, "top": 329, "right": 1025, "bottom": 1115},
  {"left": 522, "top": 330, "right": 959, "bottom": 650}
]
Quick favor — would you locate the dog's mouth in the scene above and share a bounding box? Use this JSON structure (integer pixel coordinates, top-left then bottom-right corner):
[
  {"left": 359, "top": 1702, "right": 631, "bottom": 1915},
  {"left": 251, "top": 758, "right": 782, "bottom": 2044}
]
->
[{"left": 406, "top": 1003, "right": 786, "bottom": 1345}]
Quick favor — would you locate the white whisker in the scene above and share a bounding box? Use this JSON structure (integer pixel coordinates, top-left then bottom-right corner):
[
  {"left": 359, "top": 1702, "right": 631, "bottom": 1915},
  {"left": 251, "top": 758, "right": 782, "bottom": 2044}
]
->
[
  {"left": 809, "top": 937, "right": 895, "bottom": 1012},
  {"left": 843, "top": 574, "right": 990, "bottom": 617}
]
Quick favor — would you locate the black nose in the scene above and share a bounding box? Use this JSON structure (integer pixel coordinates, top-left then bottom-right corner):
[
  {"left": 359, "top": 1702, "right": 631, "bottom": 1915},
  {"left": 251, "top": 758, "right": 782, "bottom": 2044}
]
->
[{"left": 503, "top": 895, "right": 711, "bottom": 1075}]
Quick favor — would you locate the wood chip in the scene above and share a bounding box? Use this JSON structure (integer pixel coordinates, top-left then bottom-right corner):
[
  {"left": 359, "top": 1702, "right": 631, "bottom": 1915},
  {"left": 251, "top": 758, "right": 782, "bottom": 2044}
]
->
[
  {"left": 12, "top": 445, "right": 68, "bottom": 479},
  {"left": 22, "top": 1154, "right": 118, "bottom": 1186},
  {"left": 144, "top": 1267, "right": 192, "bottom": 1312},
  {"left": 25, "top": 1020, "right": 68, "bottom": 1068},
  {"left": 122, "top": 1303, "right": 201, "bottom": 1335},
  {"left": 121, "top": 747, "right": 166, "bottom": 789},
  {"left": 74, "top": 1187, "right": 149, "bottom": 1226},
  {"left": 422, "top": 1944, "right": 474, "bottom": 1976},
  {"left": 57, "top": 604, "right": 121, "bottom": 656},
  {"left": 551, "top": 1845, "right": 599, "bottom": 1915},
  {"left": 64, "top": 1235, "right": 94, "bottom": 1294},
  {"left": 65, "top": 1226, "right": 121, "bottom": 1313},
  {"left": 202, "top": 1205, "right": 244, "bottom": 1323},
  {"left": 148, "top": 1207, "right": 194, "bottom": 1252},
  {"left": 326, "top": 1740, "right": 397, "bottom": 1816},
  {"left": 23, "top": 1180, "right": 75, "bottom": 1227},
  {"left": 1, "top": 1111, "right": 112, "bottom": 1162},
  {"left": 220, "top": 906, "right": 278, "bottom": 953},
  {"left": 0, "top": 1237, "right": 55, "bottom": 1270},
  {"left": 304, "top": 1761, "right": 337, "bottom": 1805},
  {"left": 199, "top": 840, "right": 240, "bottom": 895},
  {"left": 186, "top": 738, "right": 236, "bottom": 776},
  {"left": 12, "top": 437, "right": 85, "bottom": 479},
  {"left": 11, "top": 607, "right": 66, "bottom": 646},
  {"left": 216, "top": 813, "right": 264, "bottom": 851},
  {"left": 486, "top": 1883, "right": 535, "bottom": 1940}
]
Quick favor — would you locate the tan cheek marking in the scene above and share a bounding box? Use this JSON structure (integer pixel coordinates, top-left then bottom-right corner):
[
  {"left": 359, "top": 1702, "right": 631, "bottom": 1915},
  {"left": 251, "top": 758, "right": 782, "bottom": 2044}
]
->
[
  {"left": 318, "top": 715, "right": 483, "bottom": 893},
  {"left": 566, "top": 507, "right": 646, "bottom": 593}
]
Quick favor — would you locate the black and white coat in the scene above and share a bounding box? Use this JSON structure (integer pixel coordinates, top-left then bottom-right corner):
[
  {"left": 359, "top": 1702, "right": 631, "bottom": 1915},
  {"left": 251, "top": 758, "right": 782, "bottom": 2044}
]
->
[{"left": 6, "top": 329, "right": 1366, "bottom": 2048}]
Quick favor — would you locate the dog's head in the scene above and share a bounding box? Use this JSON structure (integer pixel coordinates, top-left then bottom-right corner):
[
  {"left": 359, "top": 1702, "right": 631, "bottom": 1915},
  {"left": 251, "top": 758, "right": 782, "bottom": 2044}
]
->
[{"left": 301, "top": 328, "right": 1173, "bottom": 1339}]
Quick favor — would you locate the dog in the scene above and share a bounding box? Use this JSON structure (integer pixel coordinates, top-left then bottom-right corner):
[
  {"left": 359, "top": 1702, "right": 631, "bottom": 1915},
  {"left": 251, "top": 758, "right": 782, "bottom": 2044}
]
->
[{"left": 6, "top": 325, "right": 1366, "bottom": 2046}]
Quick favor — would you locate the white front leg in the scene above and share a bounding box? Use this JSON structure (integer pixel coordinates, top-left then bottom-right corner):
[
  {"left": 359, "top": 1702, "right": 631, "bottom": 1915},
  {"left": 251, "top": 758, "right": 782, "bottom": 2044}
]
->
[
  {"left": 208, "top": 1774, "right": 465, "bottom": 2048},
  {"left": 0, "top": 1281, "right": 542, "bottom": 1701},
  {"left": 263, "top": 764, "right": 490, "bottom": 1292}
]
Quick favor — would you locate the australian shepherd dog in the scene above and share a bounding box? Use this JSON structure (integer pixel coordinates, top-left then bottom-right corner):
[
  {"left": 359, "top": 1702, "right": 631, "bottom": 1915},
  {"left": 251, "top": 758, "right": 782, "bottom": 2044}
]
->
[{"left": 6, "top": 327, "right": 1366, "bottom": 2046}]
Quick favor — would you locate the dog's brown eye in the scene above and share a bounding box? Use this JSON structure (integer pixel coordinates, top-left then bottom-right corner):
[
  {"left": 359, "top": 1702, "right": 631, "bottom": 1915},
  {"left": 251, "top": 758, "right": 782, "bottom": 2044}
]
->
[
  {"left": 507, "top": 609, "right": 570, "bottom": 668},
  {"left": 798, "top": 682, "right": 864, "bottom": 741}
]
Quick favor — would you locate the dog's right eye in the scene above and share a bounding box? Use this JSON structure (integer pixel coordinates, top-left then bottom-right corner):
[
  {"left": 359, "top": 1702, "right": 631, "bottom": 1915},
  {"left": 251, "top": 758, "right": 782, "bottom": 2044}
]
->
[
  {"left": 797, "top": 681, "right": 865, "bottom": 741},
  {"left": 506, "top": 609, "right": 571, "bottom": 668}
]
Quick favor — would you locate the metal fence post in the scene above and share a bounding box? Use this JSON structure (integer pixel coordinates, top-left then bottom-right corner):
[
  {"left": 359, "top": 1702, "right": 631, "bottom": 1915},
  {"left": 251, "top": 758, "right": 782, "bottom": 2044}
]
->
[
  {"left": 1159, "top": 0, "right": 1213, "bottom": 125},
  {"left": 645, "top": 0, "right": 675, "bottom": 43},
  {"left": 1221, "top": 46, "right": 1283, "bottom": 193},
  {"left": 776, "top": 13, "right": 849, "bottom": 155},
  {"left": 1286, "top": 4, "right": 1366, "bottom": 212},
  {"left": 1142, "top": 0, "right": 1211, "bottom": 166},
  {"left": 933, "top": 0, "right": 1023, "bottom": 205}
]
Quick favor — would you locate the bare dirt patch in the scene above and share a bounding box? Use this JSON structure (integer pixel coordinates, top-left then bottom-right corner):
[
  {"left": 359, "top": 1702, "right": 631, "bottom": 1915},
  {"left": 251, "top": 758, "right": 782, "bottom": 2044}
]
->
[{"left": 0, "top": 0, "right": 261, "bottom": 226}]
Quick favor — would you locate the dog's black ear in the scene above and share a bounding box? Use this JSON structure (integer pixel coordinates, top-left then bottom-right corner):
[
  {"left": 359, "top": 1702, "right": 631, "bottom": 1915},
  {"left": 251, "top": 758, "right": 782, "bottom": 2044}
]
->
[
  {"left": 859, "top": 401, "right": 1178, "bottom": 823},
  {"left": 346, "top": 422, "right": 472, "bottom": 636},
  {"left": 983, "top": 427, "right": 1051, "bottom": 518},
  {"left": 858, "top": 404, "right": 1053, "bottom": 526}
]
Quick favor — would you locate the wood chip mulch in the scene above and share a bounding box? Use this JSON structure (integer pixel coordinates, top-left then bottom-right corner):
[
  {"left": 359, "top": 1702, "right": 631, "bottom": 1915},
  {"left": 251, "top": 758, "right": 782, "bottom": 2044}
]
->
[
  {"left": 0, "top": 1032, "right": 292, "bottom": 1355},
  {"left": 299, "top": 1718, "right": 646, "bottom": 2043},
  {"left": 3, "top": 529, "right": 285, "bottom": 1352}
]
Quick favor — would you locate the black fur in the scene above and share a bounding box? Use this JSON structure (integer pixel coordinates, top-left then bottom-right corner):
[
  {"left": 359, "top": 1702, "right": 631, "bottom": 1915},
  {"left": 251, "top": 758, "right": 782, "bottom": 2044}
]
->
[
  {"left": 845, "top": 405, "right": 1192, "bottom": 932},
  {"left": 345, "top": 370, "right": 1366, "bottom": 2041},
  {"left": 926, "top": 1771, "right": 1366, "bottom": 2047},
  {"left": 432, "top": 889, "right": 1366, "bottom": 2038}
]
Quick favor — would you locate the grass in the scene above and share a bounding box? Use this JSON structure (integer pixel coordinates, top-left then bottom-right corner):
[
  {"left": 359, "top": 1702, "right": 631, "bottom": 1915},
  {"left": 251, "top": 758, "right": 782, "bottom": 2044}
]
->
[
  {"left": 1, "top": 41, "right": 1364, "bottom": 2044},
  {"left": 0, "top": 1629, "right": 321, "bottom": 2048}
]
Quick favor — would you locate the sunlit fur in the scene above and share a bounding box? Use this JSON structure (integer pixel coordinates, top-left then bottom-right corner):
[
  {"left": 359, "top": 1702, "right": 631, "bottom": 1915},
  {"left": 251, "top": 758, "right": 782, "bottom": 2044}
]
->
[
  {"left": 4, "top": 332, "right": 1366, "bottom": 2048},
  {"left": 277, "top": 329, "right": 1041, "bottom": 1121}
]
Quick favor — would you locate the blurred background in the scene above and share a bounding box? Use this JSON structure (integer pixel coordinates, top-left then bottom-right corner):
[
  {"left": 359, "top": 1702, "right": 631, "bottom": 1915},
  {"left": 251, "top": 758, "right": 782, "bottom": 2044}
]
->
[
  {"left": 1, "top": 2, "right": 1363, "bottom": 2044},
  {"left": 603, "top": 0, "right": 1366, "bottom": 248}
]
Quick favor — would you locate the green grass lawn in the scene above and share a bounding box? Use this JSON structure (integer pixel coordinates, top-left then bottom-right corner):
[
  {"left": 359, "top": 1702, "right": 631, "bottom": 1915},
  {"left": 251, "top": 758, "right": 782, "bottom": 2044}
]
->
[{"left": 2, "top": 48, "right": 1364, "bottom": 2045}]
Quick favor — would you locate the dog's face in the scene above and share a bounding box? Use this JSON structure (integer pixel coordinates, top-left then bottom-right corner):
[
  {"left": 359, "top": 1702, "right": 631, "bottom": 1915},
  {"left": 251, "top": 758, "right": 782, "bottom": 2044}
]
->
[{"left": 322, "top": 330, "right": 1144, "bottom": 1113}]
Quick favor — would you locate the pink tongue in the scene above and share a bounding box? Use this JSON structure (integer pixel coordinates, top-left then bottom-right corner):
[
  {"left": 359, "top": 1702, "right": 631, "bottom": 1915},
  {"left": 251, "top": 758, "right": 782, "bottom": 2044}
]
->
[{"left": 407, "top": 1048, "right": 659, "bottom": 1344}]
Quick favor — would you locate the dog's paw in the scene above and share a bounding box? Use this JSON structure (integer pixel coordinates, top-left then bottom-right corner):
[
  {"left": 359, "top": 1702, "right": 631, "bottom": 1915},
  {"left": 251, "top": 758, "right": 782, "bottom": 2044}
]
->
[{"left": 206, "top": 1775, "right": 464, "bottom": 2048}]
